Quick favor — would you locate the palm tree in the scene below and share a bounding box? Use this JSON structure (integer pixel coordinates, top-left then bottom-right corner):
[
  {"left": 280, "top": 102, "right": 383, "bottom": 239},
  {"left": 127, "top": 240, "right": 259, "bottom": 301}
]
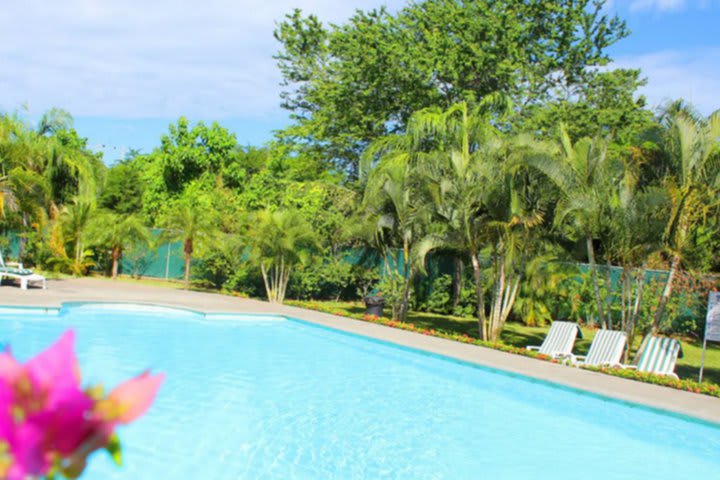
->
[
  {"left": 161, "top": 202, "right": 220, "bottom": 289},
  {"left": 524, "top": 126, "right": 620, "bottom": 328},
  {"left": 651, "top": 106, "right": 720, "bottom": 330},
  {"left": 247, "top": 209, "right": 318, "bottom": 304},
  {"left": 398, "top": 98, "right": 550, "bottom": 341},
  {"left": 360, "top": 139, "right": 436, "bottom": 321},
  {"left": 61, "top": 200, "right": 95, "bottom": 262},
  {"left": 0, "top": 110, "right": 100, "bottom": 257},
  {"left": 604, "top": 159, "right": 668, "bottom": 349},
  {"left": 89, "top": 212, "right": 151, "bottom": 279},
  {"left": 481, "top": 141, "right": 546, "bottom": 341},
  {"left": 402, "top": 101, "right": 499, "bottom": 339}
]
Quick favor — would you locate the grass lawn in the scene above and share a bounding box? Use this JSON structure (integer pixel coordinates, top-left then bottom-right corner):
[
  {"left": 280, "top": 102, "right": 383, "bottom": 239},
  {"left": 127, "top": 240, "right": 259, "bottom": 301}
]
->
[{"left": 289, "top": 300, "right": 720, "bottom": 386}]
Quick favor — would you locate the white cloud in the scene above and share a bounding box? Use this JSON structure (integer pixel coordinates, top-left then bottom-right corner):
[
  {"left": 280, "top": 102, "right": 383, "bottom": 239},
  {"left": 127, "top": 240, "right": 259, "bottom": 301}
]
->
[
  {"left": 630, "top": 0, "right": 687, "bottom": 11},
  {"left": 628, "top": 0, "right": 720, "bottom": 11},
  {"left": 0, "top": 0, "right": 404, "bottom": 119},
  {"left": 612, "top": 47, "right": 720, "bottom": 115},
  {"left": 3, "top": 1, "right": 719, "bottom": 123}
]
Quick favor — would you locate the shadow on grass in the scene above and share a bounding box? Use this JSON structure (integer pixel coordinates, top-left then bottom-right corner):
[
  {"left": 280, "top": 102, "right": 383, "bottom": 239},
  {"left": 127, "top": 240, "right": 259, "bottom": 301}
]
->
[{"left": 676, "top": 365, "right": 720, "bottom": 386}]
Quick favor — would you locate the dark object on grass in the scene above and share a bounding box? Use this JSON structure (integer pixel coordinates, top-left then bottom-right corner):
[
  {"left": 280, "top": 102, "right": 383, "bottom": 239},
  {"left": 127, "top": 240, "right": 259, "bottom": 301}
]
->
[{"left": 363, "top": 295, "right": 385, "bottom": 317}]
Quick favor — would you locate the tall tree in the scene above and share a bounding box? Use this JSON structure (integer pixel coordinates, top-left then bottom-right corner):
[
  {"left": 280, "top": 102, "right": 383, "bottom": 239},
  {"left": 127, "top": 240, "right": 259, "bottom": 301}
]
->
[
  {"left": 60, "top": 199, "right": 96, "bottom": 274},
  {"left": 525, "top": 127, "right": 620, "bottom": 328},
  {"left": 89, "top": 212, "right": 151, "bottom": 279},
  {"left": 604, "top": 156, "right": 667, "bottom": 348},
  {"left": 275, "top": 0, "right": 628, "bottom": 176},
  {"left": 652, "top": 106, "right": 720, "bottom": 330},
  {"left": 361, "top": 141, "right": 435, "bottom": 321},
  {"left": 161, "top": 202, "right": 220, "bottom": 288}
]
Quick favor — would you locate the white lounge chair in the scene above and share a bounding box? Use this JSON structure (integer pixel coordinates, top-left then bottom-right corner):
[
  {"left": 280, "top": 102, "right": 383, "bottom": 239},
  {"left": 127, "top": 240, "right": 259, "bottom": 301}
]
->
[
  {"left": 527, "top": 321, "right": 582, "bottom": 358},
  {"left": 564, "top": 329, "right": 626, "bottom": 367},
  {"left": 623, "top": 335, "right": 683, "bottom": 379},
  {"left": 0, "top": 251, "right": 46, "bottom": 290}
]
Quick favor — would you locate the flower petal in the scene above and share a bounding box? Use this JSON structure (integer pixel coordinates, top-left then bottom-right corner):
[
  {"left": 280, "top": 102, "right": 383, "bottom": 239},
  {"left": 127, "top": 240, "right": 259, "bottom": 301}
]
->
[
  {"left": 0, "top": 353, "right": 22, "bottom": 384},
  {"left": 106, "top": 372, "right": 164, "bottom": 424},
  {"left": 26, "top": 330, "right": 81, "bottom": 393}
]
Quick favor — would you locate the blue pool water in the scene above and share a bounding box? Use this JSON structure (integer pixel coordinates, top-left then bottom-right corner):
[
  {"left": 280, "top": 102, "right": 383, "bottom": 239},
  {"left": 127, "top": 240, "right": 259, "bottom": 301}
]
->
[{"left": 1, "top": 303, "right": 719, "bottom": 479}]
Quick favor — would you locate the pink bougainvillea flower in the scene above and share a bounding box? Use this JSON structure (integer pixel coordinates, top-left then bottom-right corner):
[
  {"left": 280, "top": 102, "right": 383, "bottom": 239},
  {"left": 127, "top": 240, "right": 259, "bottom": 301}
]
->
[
  {"left": 5, "top": 420, "right": 47, "bottom": 479},
  {"left": 0, "top": 352, "right": 23, "bottom": 384},
  {"left": 25, "top": 330, "right": 81, "bottom": 400},
  {"left": 0, "top": 330, "right": 163, "bottom": 478},
  {"left": 97, "top": 371, "right": 165, "bottom": 424}
]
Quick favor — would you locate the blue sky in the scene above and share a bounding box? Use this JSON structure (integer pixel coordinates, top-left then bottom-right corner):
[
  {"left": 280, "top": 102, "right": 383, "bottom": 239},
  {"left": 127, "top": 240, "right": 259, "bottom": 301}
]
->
[{"left": 1, "top": 0, "right": 718, "bottom": 164}]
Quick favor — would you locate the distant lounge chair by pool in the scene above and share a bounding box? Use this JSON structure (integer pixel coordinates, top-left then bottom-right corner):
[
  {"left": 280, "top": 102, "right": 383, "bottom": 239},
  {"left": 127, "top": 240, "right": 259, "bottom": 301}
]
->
[
  {"left": 0, "top": 251, "right": 46, "bottom": 290},
  {"left": 564, "top": 329, "right": 627, "bottom": 368},
  {"left": 623, "top": 335, "right": 683, "bottom": 379},
  {"left": 526, "top": 321, "right": 582, "bottom": 358}
]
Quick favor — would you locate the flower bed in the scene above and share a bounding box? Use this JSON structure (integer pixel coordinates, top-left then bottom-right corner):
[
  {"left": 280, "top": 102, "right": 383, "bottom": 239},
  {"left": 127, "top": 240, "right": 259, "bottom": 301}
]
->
[
  {"left": 581, "top": 366, "right": 720, "bottom": 398},
  {"left": 287, "top": 300, "right": 720, "bottom": 399}
]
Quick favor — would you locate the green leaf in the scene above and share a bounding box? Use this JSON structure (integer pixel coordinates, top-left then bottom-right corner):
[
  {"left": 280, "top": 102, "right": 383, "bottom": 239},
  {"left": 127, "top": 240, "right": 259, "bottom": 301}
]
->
[{"left": 105, "top": 433, "right": 123, "bottom": 467}]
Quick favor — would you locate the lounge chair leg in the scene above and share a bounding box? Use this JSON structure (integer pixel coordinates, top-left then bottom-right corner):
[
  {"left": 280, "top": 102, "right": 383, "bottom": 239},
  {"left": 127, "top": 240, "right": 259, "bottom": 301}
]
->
[{"left": 21, "top": 278, "right": 28, "bottom": 290}]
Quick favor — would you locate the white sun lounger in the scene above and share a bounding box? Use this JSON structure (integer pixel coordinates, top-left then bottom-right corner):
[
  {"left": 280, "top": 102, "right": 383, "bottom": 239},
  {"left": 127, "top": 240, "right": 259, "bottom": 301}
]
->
[
  {"left": 527, "top": 321, "right": 582, "bottom": 358},
  {"left": 623, "top": 335, "right": 683, "bottom": 379},
  {"left": 0, "top": 251, "right": 47, "bottom": 290},
  {"left": 564, "top": 329, "right": 627, "bottom": 367}
]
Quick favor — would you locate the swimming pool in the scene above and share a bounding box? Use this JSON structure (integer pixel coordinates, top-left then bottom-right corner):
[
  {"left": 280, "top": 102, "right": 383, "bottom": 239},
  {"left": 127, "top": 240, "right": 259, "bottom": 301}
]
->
[{"left": 1, "top": 303, "right": 718, "bottom": 479}]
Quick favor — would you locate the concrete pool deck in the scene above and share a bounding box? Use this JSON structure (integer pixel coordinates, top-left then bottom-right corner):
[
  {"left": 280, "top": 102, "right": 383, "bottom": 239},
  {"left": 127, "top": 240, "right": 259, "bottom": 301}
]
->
[{"left": 2, "top": 277, "right": 719, "bottom": 424}]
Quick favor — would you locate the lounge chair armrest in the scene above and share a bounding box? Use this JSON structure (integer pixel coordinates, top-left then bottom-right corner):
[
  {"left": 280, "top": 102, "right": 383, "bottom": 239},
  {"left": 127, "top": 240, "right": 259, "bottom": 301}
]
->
[
  {"left": 6, "top": 262, "right": 23, "bottom": 269},
  {"left": 526, "top": 346, "right": 540, "bottom": 352},
  {"left": 621, "top": 365, "right": 637, "bottom": 370}
]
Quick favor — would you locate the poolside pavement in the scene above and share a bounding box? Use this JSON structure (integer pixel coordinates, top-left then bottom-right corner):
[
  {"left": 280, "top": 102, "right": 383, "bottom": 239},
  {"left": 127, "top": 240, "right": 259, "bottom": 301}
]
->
[{"left": 2, "top": 277, "right": 719, "bottom": 424}]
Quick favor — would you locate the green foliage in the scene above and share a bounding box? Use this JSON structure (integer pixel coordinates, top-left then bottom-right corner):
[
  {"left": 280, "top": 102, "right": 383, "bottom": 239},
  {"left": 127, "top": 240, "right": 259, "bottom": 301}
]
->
[
  {"left": 247, "top": 208, "right": 319, "bottom": 303},
  {"left": 376, "top": 270, "right": 408, "bottom": 321},
  {"left": 418, "top": 273, "right": 477, "bottom": 318},
  {"left": 275, "top": 0, "right": 628, "bottom": 174},
  {"left": 640, "top": 272, "right": 717, "bottom": 338},
  {"left": 99, "top": 158, "right": 144, "bottom": 215},
  {"left": 87, "top": 211, "right": 151, "bottom": 278},
  {"left": 160, "top": 200, "right": 222, "bottom": 287},
  {"left": 2, "top": 2, "right": 719, "bottom": 348},
  {"left": 288, "top": 255, "right": 354, "bottom": 300},
  {"left": 419, "top": 274, "right": 453, "bottom": 314},
  {"left": 518, "top": 69, "right": 653, "bottom": 143}
]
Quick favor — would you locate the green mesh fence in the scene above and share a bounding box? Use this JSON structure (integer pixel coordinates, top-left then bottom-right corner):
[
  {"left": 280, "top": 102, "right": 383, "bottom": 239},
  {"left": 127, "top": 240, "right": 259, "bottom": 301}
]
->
[
  {"left": 0, "top": 232, "right": 22, "bottom": 259},
  {"left": 0, "top": 230, "right": 676, "bottom": 287},
  {"left": 118, "top": 230, "right": 186, "bottom": 280}
]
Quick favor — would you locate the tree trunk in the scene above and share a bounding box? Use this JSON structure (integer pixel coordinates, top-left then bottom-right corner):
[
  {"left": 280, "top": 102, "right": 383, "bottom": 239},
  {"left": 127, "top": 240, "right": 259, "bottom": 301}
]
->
[
  {"left": 627, "top": 266, "right": 647, "bottom": 362},
  {"left": 260, "top": 262, "right": 273, "bottom": 302},
  {"left": 20, "top": 213, "right": 28, "bottom": 259},
  {"left": 183, "top": 254, "right": 191, "bottom": 289},
  {"left": 111, "top": 246, "right": 122, "bottom": 280},
  {"left": 183, "top": 238, "right": 193, "bottom": 289},
  {"left": 398, "top": 238, "right": 414, "bottom": 322},
  {"left": 652, "top": 254, "right": 680, "bottom": 333},
  {"left": 452, "top": 257, "right": 463, "bottom": 309},
  {"left": 398, "top": 270, "right": 416, "bottom": 322},
  {"left": 604, "top": 260, "right": 614, "bottom": 329},
  {"left": 75, "top": 239, "right": 82, "bottom": 264},
  {"left": 471, "top": 253, "right": 487, "bottom": 341},
  {"left": 490, "top": 244, "right": 505, "bottom": 341},
  {"left": 586, "top": 236, "right": 606, "bottom": 329}
]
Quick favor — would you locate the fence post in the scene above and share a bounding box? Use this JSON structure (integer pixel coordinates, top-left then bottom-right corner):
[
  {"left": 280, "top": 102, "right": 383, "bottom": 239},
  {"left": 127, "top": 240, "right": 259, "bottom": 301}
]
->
[{"left": 165, "top": 243, "right": 171, "bottom": 280}]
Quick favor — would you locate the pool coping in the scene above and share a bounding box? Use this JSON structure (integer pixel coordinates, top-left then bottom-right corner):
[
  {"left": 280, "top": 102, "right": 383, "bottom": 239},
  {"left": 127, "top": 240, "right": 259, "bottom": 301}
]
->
[{"left": 2, "top": 277, "right": 719, "bottom": 424}]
